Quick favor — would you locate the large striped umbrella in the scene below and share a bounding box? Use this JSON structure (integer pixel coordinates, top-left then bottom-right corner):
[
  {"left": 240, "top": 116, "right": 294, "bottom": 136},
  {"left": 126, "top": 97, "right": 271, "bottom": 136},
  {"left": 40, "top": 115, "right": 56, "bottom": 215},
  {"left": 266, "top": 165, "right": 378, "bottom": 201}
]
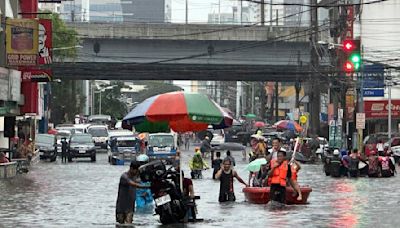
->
[{"left": 123, "top": 92, "right": 233, "bottom": 133}]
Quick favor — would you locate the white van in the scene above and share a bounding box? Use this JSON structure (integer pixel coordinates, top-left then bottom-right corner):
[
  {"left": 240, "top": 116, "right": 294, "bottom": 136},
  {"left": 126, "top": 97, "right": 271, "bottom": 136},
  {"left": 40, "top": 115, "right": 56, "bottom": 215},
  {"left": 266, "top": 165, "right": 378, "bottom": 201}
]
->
[{"left": 87, "top": 125, "right": 109, "bottom": 149}]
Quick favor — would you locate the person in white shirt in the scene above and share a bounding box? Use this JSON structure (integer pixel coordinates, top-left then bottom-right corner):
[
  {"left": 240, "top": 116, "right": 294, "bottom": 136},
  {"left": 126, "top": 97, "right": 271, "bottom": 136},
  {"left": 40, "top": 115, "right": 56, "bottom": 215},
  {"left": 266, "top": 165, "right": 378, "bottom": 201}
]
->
[
  {"left": 376, "top": 140, "right": 384, "bottom": 155},
  {"left": 268, "top": 138, "right": 286, "bottom": 160}
]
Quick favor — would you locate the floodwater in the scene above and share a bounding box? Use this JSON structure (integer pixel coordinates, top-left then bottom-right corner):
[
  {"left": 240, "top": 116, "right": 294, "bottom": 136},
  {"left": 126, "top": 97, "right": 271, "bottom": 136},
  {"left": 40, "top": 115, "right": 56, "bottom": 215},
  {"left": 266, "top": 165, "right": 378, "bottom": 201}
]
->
[{"left": 1, "top": 148, "right": 400, "bottom": 228}]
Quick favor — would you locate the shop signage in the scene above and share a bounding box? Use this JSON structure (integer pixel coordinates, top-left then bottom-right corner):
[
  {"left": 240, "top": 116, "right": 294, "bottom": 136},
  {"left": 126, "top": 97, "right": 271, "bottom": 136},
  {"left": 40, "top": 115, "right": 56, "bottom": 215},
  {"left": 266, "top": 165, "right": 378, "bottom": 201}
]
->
[
  {"left": 6, "top": 19, "right": 38, "bottom": 66},
  {"left": 364, "top": 100, "right": 400, "bottom": 119},
  {"left": 38, "top": 19, "right": 52, "bottom": 64},
  {"left": 22, "top": 69, "right": 52, "bottom": 82}
]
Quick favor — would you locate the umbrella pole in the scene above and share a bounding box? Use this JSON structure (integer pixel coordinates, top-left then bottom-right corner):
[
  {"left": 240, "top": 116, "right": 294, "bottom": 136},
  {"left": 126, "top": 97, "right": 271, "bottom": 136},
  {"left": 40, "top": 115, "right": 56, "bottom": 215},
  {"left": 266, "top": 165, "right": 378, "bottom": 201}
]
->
[
  {"left": 180, "top": 152, "right": 183, "bottom": 193},
  {"left": 291, "top": 137, "right": 300, "bottom": 163}
]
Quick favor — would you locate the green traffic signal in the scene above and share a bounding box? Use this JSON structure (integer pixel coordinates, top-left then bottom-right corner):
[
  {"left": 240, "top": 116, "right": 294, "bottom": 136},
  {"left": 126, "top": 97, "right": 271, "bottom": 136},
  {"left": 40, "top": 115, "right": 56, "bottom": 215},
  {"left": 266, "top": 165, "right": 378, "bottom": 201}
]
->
[{"left": 350, "top": 53, "right": 361, "bottom": 71}]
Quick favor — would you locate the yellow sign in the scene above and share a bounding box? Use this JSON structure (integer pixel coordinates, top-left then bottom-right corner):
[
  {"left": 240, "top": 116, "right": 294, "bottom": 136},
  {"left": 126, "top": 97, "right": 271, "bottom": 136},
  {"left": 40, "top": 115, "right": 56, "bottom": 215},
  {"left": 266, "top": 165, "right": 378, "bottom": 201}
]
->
[
  {"left": 6, "top": 19, "right": 38, "bottom": 66},
  {"left": 299, "top": 115, "right": 307, "bottom": 124}
]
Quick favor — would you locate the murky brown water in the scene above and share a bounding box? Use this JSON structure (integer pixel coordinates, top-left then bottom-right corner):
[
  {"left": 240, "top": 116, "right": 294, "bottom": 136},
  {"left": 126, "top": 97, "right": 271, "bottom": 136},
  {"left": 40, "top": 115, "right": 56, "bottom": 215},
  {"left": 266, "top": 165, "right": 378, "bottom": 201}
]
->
[{"left": 1, "top": 148, "right": 400, "bottom": 227}]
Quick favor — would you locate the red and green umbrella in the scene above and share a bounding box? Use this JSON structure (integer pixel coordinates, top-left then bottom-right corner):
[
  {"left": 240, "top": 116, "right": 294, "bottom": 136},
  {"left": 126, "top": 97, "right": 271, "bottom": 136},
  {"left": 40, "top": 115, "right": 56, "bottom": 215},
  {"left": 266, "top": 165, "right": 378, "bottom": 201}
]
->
[{"left": 123, "top": 92, "right": 233, "bottom": 133}]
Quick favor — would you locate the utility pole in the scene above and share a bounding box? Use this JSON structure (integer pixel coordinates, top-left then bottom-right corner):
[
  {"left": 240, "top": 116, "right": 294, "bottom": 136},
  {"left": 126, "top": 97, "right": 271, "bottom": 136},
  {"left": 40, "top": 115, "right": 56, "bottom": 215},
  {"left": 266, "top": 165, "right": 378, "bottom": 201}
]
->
[
  {"left": 240, "top": 0, "right": 243, "bottom": 24},
  {"left": 261, "top": 0, "right": 265, "bottom": 25},
  {"left": 269, "top": 0, "right": 273, "bottom": 26},
  {"left": 218, "top": 0, "right": 221, "bottom": 24},
  {"left": 185, "top": 0, "right": 188, "bottom": 24},
  {"left": 387, "top": 71, "right": 393, "bottom": 150},
  {"left": 309, "top": 0, "right": 320, "bottom": 135}
]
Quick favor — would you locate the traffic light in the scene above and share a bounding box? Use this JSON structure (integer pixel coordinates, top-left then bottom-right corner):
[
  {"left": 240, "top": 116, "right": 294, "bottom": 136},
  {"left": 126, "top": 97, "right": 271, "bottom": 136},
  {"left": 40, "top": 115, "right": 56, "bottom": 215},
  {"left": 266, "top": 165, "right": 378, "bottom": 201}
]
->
[{"left": 342, "top": 39, "right": 361, "bottom": 73}]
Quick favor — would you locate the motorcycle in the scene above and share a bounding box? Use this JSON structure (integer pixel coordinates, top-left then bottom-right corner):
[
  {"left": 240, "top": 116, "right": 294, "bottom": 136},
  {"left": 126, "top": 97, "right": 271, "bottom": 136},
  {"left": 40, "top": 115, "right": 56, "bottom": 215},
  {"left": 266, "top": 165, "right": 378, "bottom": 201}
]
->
[{"left": 139, "top": 160, "right": 189, "bottom": 224}]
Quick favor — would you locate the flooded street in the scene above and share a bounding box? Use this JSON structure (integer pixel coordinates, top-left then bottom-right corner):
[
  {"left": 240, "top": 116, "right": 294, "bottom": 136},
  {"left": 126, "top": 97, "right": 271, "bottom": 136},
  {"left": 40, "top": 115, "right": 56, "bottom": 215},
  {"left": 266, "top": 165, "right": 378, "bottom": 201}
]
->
[{"left": 1, "top": 149, "right": 400, "bottom": 228}]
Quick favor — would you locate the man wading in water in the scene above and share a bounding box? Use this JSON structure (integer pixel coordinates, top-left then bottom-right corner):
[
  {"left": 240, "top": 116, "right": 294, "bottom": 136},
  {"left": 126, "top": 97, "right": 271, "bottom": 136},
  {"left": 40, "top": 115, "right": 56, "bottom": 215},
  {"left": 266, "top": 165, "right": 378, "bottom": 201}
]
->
[
  {"left": 115, "top": 161, "right": 150, "bottom": 225},
  {"left": 215, "top": 158, "right": 248, "bottom": 202}
]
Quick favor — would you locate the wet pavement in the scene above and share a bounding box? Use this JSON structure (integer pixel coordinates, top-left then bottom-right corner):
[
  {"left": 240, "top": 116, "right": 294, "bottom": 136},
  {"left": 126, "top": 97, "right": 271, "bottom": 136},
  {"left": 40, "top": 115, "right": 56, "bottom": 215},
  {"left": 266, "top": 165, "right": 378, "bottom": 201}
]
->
[{"left": 1, "top": 147, "right": 400, "bottom": 228}]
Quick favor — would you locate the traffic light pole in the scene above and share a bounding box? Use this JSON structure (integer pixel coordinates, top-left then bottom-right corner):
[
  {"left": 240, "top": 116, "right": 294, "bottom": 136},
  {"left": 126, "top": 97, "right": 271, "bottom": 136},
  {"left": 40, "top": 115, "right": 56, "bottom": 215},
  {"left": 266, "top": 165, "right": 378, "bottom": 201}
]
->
[{"left": 387, "top": 72, "right": 392, "bottom": 151}]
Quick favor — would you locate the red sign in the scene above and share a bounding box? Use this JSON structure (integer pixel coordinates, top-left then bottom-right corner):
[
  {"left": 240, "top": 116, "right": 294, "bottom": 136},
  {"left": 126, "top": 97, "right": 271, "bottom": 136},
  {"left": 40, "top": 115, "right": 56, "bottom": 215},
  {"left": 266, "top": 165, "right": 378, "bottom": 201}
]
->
[
  {"left": 38, "top": 19, "right": 53, "bottom": 64},
  {"left": 364, "top": 100, "right": 400, "bottom": 119},
  {"left": 38, "top": 19, "right": 52, "bottom": 64},
  {"left": 22, "top": 69, "right": 52, "bottom": 82}
]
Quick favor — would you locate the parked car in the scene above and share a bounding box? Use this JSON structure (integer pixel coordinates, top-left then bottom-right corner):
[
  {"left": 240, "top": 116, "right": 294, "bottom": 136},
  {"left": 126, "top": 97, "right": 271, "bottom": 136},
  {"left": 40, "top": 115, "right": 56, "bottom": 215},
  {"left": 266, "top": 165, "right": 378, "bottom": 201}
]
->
[
  {"left": 68, "top": 134, "right": 96, "bottom": 162},
  {"left": 207, "top": 126, "right": 225, "bottom": 146},
  {"left": 147, "top": 133, "right": 177, "bottom": 162},
  {"left": 36, "top": 134, "right": 57, "bottom": 162},
  {"left": 225, "top": 124, "right": 244, "bottom": 143},
  {"left": 87, "top": 125, "right": 109, "bottom": 149}
]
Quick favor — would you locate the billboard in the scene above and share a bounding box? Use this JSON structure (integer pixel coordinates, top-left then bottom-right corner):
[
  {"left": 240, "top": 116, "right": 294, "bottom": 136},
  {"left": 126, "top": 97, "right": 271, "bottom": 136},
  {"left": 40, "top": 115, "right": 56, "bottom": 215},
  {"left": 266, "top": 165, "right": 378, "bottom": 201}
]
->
[
  {"left": 363, "top": 64, "right": 385, "bottom": 89},
  {"left": 38, "top": 19, "right": 52, "bottom": 64},
  {"left": 6, "top": 19, "right": 38, "bottom": 66},
  {"left": 364, "top": 100, "right": 400, "bottom": 119}
]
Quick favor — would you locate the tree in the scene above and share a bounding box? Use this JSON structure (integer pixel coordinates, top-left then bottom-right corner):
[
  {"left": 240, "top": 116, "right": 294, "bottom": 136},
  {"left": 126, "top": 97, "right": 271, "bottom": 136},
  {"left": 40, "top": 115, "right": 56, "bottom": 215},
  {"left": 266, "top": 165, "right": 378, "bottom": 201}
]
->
[
  {"left": 93, "top": 81, "right": 128, "bottom": 120},
  {"left": 132, "top": 81, "right": 183, "bottom": 103},
  {"left": 39, "top": 12, "right": 84, "bottom": 125}
]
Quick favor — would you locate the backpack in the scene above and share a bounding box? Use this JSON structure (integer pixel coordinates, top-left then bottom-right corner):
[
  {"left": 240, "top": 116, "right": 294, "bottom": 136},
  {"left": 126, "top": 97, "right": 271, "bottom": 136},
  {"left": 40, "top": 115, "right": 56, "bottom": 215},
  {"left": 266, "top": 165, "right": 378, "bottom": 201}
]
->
[
  {"left": 349, "top": 157, "right": 359, "bottom": 171},
  {"left": 330, "top": 160, "right": 342, "bottom": 177},
  {"left": 368, "top": 156, "right": 380, "bottom": 177}
]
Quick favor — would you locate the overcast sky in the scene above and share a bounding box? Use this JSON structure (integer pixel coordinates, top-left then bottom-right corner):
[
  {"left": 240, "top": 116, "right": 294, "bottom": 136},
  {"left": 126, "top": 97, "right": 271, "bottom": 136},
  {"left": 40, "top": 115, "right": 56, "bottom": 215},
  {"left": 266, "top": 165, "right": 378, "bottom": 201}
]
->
[{"left": 170, "top": 0, "right": 249, "bottom": 23}]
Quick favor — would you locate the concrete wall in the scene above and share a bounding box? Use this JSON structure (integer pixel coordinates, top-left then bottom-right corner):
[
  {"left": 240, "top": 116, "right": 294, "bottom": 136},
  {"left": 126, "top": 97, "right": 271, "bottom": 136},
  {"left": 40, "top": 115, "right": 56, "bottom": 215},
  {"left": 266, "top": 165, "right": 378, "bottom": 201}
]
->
[
  {"left": 77, "top": 38, "right": 312, "bottom": 65},
  {"left": 67, "top": 22, "right": 311, "bottom": 41}
]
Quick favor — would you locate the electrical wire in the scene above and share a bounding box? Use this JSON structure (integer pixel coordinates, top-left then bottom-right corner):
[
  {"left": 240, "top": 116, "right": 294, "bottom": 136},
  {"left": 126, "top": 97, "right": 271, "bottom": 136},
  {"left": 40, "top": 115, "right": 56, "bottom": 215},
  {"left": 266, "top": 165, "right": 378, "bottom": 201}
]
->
[{"left": 244, "top": 0, "right": 389, "bottom": 7}]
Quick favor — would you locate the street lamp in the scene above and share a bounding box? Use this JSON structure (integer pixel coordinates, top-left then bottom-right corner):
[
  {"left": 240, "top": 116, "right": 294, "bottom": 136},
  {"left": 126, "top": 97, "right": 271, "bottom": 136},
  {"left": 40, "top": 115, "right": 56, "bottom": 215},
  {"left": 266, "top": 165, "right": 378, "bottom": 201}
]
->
[{"left": 94, "top": 85, "right": 118, "bottom": 115}]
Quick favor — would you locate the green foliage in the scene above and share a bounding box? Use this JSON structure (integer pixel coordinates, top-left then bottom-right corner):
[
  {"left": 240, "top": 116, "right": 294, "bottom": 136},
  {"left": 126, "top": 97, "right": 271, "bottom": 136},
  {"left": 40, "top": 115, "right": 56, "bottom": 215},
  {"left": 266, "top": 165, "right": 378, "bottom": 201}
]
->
[
  {"left": 39, "top": 11, "right": 80, "bottom": 61},
  {"left": 50, "top": 80, "right": 85, "bottom": 125},
  {"left": 132, "top": 81, "right": 183, "bottom": 103},
  {"left": 40, "top": 12, "right": 83, "bottom": 124},
  {"left": 93, "top": 81, "right": 128, "bottom": 120}
]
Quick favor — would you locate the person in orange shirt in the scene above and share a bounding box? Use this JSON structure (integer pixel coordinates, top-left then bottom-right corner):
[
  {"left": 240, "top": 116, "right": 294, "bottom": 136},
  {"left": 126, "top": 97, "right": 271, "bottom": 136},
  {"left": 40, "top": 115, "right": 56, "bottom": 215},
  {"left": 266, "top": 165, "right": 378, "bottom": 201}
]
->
[{"left": 268, "top": 151, "right": 302, "bottom": 204}]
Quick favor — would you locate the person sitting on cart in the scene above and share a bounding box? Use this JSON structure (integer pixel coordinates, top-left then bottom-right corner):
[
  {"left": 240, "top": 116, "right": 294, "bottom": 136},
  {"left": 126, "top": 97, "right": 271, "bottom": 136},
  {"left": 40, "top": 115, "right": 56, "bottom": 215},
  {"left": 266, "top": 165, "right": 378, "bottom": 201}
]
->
[
  {"left": 189, "top": 151, "right": 209, "bottom": 178},
  {"left": 252, "top": 163, "right": 269, "bottom": 187}
]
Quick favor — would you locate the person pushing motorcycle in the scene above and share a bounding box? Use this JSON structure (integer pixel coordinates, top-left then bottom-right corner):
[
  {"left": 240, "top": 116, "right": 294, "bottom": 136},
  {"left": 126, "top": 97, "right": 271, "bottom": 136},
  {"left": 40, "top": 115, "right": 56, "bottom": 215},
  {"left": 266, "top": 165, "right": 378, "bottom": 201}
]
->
[{"left": 189, "top": 150, "right": 209, "bottom": 179}]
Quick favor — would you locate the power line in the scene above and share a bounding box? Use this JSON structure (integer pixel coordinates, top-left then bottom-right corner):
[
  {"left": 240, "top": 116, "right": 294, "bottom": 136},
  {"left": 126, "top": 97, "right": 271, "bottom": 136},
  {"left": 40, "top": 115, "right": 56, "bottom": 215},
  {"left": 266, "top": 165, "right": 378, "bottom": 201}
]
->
[{"left": 244, "top": 0, "right": 389, "bottom": 7}]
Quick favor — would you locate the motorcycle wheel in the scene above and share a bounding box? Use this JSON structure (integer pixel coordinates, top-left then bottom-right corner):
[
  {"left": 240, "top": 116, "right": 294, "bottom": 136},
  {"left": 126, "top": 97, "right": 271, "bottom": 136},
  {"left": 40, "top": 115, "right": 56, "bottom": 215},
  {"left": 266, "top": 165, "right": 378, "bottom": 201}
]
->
[{"left": 158, "top": 204, "right": 177, "bottom": 225}]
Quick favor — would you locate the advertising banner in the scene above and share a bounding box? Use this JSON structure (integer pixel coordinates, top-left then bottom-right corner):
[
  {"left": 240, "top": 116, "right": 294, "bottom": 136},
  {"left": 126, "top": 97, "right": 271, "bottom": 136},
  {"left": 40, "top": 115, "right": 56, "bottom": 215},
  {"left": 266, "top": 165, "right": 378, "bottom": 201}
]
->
[
  {"left": 6, "top": 19, "right": 38, "bottom": 66},
  {"left": 346, "top": 89, "right": 355, "bottom": 120},
  {"left": 38, "top": 19, "right": 52, "bottom": 64},
  {"left": 22, "top": 69, "right": 52, "bottom": 82},
  {"left": 363, "top": 64, "right": 385, "bottom": 89},
  {"left": 364, "top": 100, "right": 400, "bottom": 119}
]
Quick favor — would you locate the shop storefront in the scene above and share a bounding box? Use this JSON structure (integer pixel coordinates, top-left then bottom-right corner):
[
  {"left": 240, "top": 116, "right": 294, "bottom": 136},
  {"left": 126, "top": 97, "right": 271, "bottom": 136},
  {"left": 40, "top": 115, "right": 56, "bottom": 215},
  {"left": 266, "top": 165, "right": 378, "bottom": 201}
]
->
[{"left": 364, "top": 100, "right": 400, "bottom": 135}]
